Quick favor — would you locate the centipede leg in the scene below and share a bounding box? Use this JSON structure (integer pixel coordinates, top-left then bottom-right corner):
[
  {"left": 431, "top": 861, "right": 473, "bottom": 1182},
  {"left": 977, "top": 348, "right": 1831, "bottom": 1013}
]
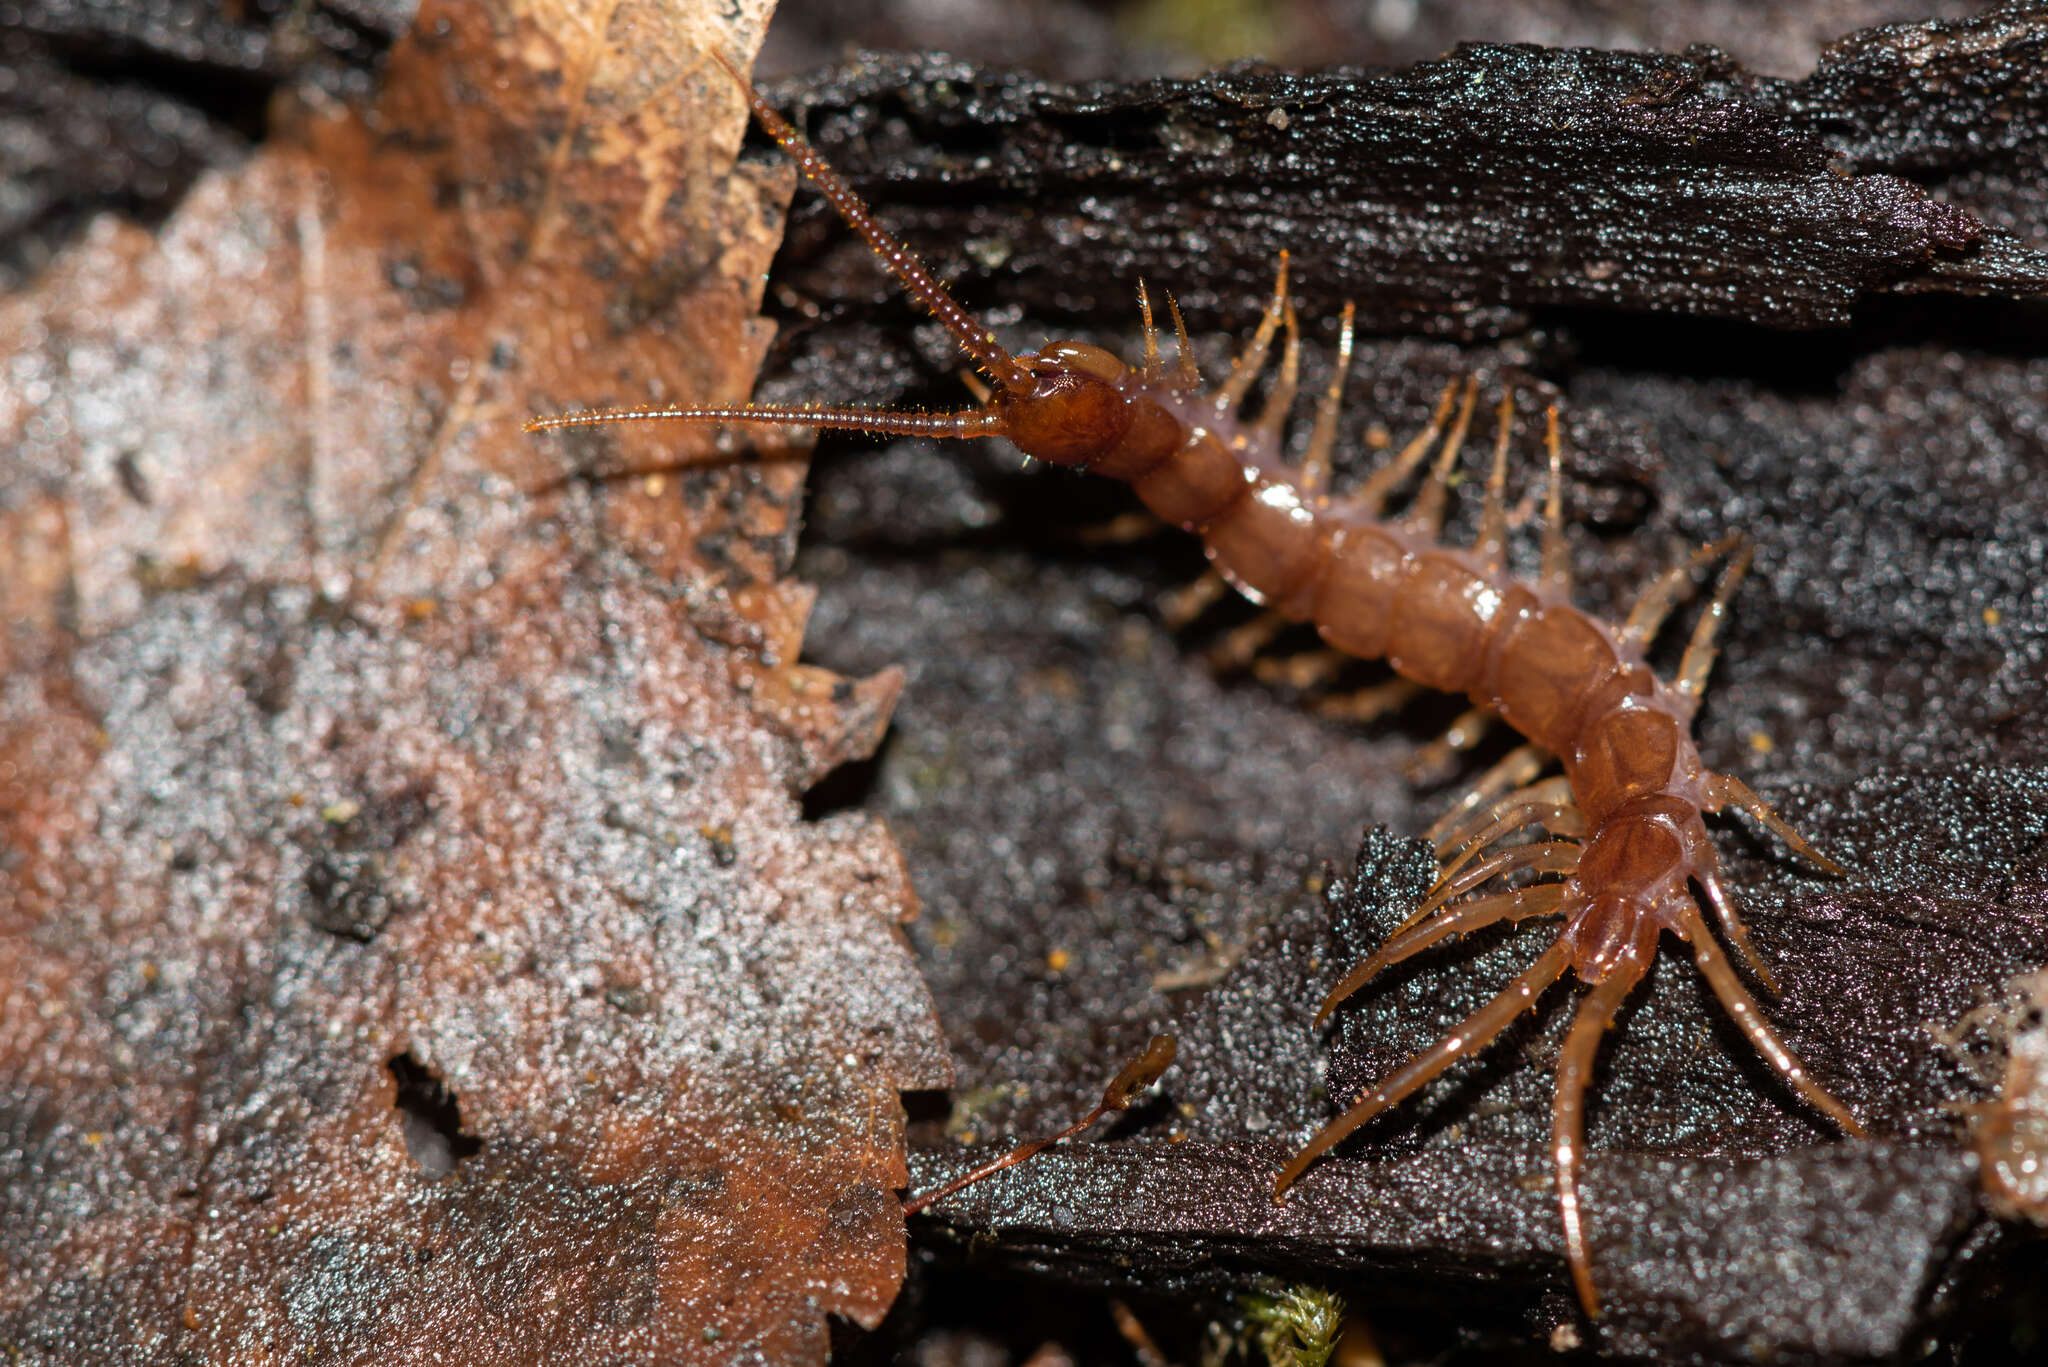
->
[
  {"left": 1706, "top": 772, "right": 1847, "bottom": 877},
  {"left": 1206, "top": 609, "right": 1291, "bottom": 672},
  {"left": 1073, "top": 509, "right": 1169, "bottom": 546},
  {"left": 1300, "top": 302, "right": 1357, "bottom": 496},
  {"left": 1159, "top": 570, "right": 1230, "bottom": 629},
  {"left": 1252, "top": 646, "right": 1352, "bottom": 690},
  {"left": 1432, "top": 775, "right": 1582, "bottom": 861},
  {"left": 1473, "top": 392, "right": 1516, "bottom": 569},
  {"left": 1276, "top": 942, "right": 1572, "bottom": 1197},
  {"left": 1695, "top": 866, "right": 1780, "bottom": 993},
  {"left": 1434, "top": 800, "right": 1586, "bottom": 889},
  {"left": 1402, "top": 703, "right": 1497, "bottom": 785},
  {"left": 1621, "top": 532, "right": 1745, "bottom": 646},
  {"left": 1405, "top": 376, "right": 1481, "bottom": 535},
  {"left": 1217, "top": 252, "right": 1291, "bottom": 409},
  {"left": 1675, "top": 900, "right": 1865, "bottom": 1137},
  {"left": 1554, "top": 934, "right": 1656, "bottom": 1319},
  {"left": 1356, "top": 379, "right": 1462, "bottom": 515},
  {"left": 1314, "top": 676, "right": 1423, "bottom": 724},
  {"left": 1252, "top": 300, "right": 1303, "bottom": 444},
  {"left": 1314, "top": 884, "right": 1567, "bottom": 1024},
  {"left": 1673, "top": 535, "right": 1755, "bottom": 696},
  {"left": 1671, "top": 532, "right": 1753, "bottom": 700},
  {"left": 1425, "top": 742, "right": 1549, "bottom": 845},
  {"left": 1540, "top": 408, "right": 1572, "bottom": 596},
  {"left": 1408, "top": 838, "right": 1581, "bottom": 926}
]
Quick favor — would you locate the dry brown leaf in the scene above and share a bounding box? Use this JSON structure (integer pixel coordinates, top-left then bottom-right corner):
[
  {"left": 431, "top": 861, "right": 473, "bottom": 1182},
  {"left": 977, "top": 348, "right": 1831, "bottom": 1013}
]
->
[{"left": 0, "top": 0, "right": 949, "bottom": 1360}]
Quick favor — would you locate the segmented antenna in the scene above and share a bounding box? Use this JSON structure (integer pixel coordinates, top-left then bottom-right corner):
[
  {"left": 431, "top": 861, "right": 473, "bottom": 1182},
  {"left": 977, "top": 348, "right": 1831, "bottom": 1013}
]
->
[
  {"left": 712, "top": 51, "right": 1029, "bottom": 395},
  {"left": 525, "top": 403, "right": 1006, "bottom": 438},
  {"left": 526, "top": 51, "right": 1030, "bottom": 439}
]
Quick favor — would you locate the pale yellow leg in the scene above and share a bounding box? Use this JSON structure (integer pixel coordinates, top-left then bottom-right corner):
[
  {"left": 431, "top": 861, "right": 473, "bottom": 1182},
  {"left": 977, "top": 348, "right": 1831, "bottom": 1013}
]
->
[
  {"left": 1300, "top": 302, "right": 1357, "bottom": 497},
  {"left": 1215, "top": 253, "right": 1290, "bottom": 410},
  {"left": 1403, "top": 376, "right": 1480, "bottom": 536}
]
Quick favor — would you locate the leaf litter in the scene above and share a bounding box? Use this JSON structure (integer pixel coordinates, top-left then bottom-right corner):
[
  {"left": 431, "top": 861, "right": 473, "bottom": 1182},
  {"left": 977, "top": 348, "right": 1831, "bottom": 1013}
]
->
[{"left": 0, "top": 0, "right": 950, "bottom": 1361}]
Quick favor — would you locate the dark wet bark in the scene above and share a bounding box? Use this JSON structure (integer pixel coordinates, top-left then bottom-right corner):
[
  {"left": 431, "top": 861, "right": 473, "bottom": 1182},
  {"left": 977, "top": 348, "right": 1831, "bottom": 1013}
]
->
[
  {"left": 6, "top": 1, "right": 2048, "bottom": 1364},
  {"left": 761, "top": 3, "right": 2048, "bottom": 1364}
]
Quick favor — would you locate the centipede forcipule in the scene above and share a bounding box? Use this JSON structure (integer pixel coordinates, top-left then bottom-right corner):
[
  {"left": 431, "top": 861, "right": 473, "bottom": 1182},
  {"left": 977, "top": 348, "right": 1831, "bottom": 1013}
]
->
[{"left": 526, "top": 52, "right": 1867, "bottom": 1318}]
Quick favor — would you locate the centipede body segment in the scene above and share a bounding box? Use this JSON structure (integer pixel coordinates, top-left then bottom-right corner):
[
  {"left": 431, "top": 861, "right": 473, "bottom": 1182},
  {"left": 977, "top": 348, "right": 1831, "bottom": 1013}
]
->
[{"left": 527, "top": 51, "right": 1865, "bottom": 1319}]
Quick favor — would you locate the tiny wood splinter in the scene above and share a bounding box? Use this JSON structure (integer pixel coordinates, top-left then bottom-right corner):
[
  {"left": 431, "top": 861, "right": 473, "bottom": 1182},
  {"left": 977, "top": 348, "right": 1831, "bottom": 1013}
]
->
[{"left": 527, "top": 50, "right": 1866, "bottom": 1319}]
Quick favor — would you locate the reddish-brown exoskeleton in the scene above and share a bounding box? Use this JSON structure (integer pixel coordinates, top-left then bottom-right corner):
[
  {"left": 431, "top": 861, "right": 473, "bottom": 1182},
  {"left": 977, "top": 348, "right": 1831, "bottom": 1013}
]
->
[{"left": 528, "top": 51, "right": 1864, "bottom": 1317}]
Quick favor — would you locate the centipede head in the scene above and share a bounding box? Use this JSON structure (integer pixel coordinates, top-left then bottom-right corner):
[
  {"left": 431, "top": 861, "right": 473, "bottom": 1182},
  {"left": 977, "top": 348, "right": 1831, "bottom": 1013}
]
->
[
  {"left": 1003, "top": 343, "right": 1136, "bottom": 465},
  {"left": 525, "top": 53, "right": 1140, "bottom": 475}
]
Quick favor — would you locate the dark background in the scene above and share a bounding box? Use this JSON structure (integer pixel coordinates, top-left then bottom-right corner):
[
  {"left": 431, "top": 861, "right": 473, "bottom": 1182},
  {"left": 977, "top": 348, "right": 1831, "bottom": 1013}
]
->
[{"left": 6, "top": 2, "right": 2047, "bottom": 1363}]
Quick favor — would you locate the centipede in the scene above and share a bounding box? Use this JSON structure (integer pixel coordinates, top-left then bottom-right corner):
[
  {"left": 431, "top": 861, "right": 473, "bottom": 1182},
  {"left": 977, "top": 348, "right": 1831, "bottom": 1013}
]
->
[{"left": 526, "top": 51, "right": 1866, "bottom": 1319}]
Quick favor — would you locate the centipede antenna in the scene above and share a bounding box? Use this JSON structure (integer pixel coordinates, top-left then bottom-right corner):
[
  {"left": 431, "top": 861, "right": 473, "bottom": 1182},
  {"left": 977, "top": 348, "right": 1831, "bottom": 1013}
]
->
[
  {"left": 1137, "top": 280, "right": 1164, "bottom": 381},
  {"left": 1540, "top": 407, "right": 1572, "bottom": 594},
  {"left": 1218, "top": 252, "right": 1290, "bottom": 410},
  {"left": 524, "top": 403, "right": 1008, "bottom": 441},
  {"left": 1301, "top": 301, "right": 1356, "bottom": 496},
  {"left": 1167, "top": 293, "right": 1201, "bottom": 389},
  {"left": 708, "top": 51, "right": 1030, "bottom": 396}
]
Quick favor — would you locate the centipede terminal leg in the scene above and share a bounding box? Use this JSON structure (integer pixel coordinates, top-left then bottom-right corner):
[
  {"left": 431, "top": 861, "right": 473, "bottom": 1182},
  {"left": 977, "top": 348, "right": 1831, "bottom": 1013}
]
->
[
  {"left": 1554, "top": 937, "right": 1656, "bottom": 1318},
  {"left": 1539, "top": 408, "right": 1572, "bottom": 596}
]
